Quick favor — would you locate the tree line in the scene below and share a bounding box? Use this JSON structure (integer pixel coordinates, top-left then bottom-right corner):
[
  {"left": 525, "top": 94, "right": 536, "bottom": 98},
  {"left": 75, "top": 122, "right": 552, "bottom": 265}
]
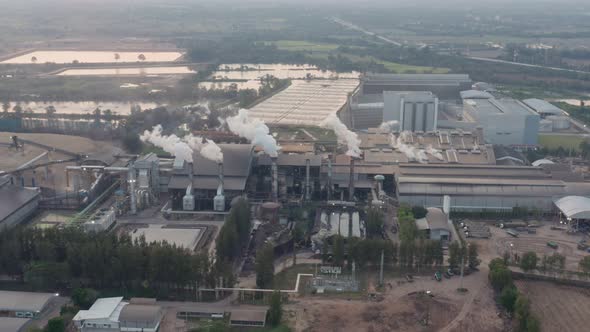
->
[
  {"left": 0, "top": 226, "right": 223, "bottom": 300},
  {"left": 489, "top": 258, "right": 540, "bottom": 332}
]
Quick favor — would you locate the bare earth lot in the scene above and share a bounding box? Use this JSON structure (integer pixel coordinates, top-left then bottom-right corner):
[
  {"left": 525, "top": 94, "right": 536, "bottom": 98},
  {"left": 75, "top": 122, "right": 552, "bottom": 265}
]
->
[{"left": 516, "top": 280, "right": 590, "bottom": 332}]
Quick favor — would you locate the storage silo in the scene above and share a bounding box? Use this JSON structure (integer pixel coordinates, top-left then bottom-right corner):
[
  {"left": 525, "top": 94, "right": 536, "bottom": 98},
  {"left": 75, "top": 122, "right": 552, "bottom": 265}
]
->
[{"left": 547, "top": 116, "right": 570, "bottom": 130}]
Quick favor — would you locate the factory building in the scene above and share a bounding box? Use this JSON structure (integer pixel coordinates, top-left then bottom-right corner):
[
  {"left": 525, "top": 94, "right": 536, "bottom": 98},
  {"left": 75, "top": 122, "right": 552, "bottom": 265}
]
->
[
  {"left": 0, "top": 178, "right": 40, "bottom": 230},
  {"left": 383, "top": 91, "right": 438, "bottom": 132},
  {"left": 0, "top": 291, "right": 56, "bottom": 318},
  {"left": 167, "top": 144, "right": 253, "bottom": 211},
  {"left": 462, "top": 96, "right": 540, "bottom": 146},
  {"left": 415, "top": 207, "right": 451, "bottom": 241},
  {"left": 360, "top": 73, "right": 472, "bottom": 98},
  {"left": 395, "top": 163, "right": 590, "bottom": 212},
  {"left": 73, "top": 297, "right": 163, "bottom": 332}
]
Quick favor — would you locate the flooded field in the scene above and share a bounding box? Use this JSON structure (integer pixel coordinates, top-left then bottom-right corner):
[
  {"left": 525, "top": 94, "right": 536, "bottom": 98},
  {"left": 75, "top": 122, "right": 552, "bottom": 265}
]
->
[
  {"left": 197, "top": 80, "right": 263, "bottom": 90},
  {"left": 7, "top": 101, "right": 160, "bottom": 115},
  {"left": 57, "top": 66, "right": 195, "bottom": 76},
  {"left": 204, "top": 63, "right": 359, "bottom": 90},
  {"left": 1, "top": 50, "right": 183, "bottom": 64}
]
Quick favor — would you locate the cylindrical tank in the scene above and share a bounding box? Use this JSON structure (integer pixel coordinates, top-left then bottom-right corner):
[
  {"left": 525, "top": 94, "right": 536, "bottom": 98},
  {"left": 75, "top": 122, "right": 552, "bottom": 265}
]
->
[{"left": 547, "top": 115, "right": 570, "bottom": 130}]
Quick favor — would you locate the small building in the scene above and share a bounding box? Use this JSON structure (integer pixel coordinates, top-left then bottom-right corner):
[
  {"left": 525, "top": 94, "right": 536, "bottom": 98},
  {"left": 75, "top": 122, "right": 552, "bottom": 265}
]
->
[
  {"left": 119, "top": 304, "right": 163, "bottom": 332},
  {"left": 73, "top": 297, "right": 163, "bottom": 332},
  {"left": 229, "top": 309, "right": 268, "bottom": 328},
  {"left": 73, "top": 297, "right": 126, "bottom": 332},
  {"left": 0, "top": 291, "right": 55, "bottom": 318},
  {"left": 415, "top": 207, "right": 451, "bottom": 241},
  {"left": 0, "top": 180, "right": 40, "bottom": 231},
  {"left": 0, "top": 317, "right": 29, "bottom": 332}
]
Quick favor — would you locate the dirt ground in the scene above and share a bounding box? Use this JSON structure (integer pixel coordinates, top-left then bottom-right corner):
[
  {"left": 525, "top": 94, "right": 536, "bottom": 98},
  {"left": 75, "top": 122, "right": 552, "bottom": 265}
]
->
[
  {"left": 516, "top": 280, "right": 590, "bottom": 332},
  {"left": 0, "top": 132, "right": 121, "bottom": 190},
  {"left": 491, "top": 224, "right": 586, "bottom": 270}
]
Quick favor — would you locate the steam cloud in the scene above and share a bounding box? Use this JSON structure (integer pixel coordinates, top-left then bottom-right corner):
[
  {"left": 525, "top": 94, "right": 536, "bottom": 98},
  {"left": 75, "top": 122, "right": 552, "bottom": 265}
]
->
[
  {"left": 378, "top": 120, "right": 399, "bottom": 133},
  {"left": 141, "top": 125, "right": 224, "bottom": 164},
  {"left": 226, "top": 109, "right": 280, "bottom": 157},
  {"left": 390, "top": 131, "right": 429, "bottom": 163},
  {"left": 320, "top": 113, "right": 361, "bottom": 157},
  {"left": 426, "top": 145, "right": 444, "bottom": 161}
]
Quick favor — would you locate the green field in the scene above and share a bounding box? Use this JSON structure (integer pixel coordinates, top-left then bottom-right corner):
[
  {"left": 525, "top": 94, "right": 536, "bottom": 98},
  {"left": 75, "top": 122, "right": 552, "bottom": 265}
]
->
[
  {"left": 539, "top": 134, "right": 585, "bottom": 151},
  {"left": 272, "top": 40, "right": 342, "bottom": 52}
]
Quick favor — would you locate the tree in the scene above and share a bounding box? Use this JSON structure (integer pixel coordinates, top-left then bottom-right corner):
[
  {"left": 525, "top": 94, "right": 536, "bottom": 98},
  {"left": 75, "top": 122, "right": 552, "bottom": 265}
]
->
[
  {"left": 31, "top": 56, "right": 37, "bottom": 63},
  {"left": 468, "top": 242, "right": 480, "bottom": 268},
  {"left": 72, "top": 288, "right": 98, "bottom": 309},
  {"left": 122, "top": 132, "right": 143, "bottom": 154},
  {"left": 333, "top": 235, "right": 344, "bottom": 266},
  {"left": 268, "top": 290, "right": 283, "bottom": 327},
  {"left": 448, "top": 241, "right": 464, "bottom": 268},
  {"left": 500, "top": 285, "right": 519, "bottom": 313},
  {"left": 366, "top": 207, "right": 384, "bottom": 238},
  {"left": 45, "top": 106, "right": 56, "bottom": 117},
  {"left": 520, "top": 252, "right": 538, "bottom": 272},
  {"left": 114, "top": 53, "right": 120, "bottom": 61},
  {"left": 411, "top": 206, "right": 428, "bottom": 219},
  {"left": 255, "top": 243, "right": 274, "bottom": 289},
  {"left": 526, "top": 315, "right": 541, "bottom": 332},
  {"left": 138, "top": 54, "right": 146, "bottom": 61},
  {"left": 579, "top": 256, "right": 590, "bottom": 273},
  {"left": 546, "top": 252, "right": 565, "bottom": 271},
  {"left": 46, "top": 317, "right": 65, "bottom": 332},
  {"left": 13, "top": 104, "right": 23, "bottom": 118},
  {"left": 488, "top": 264, "right": 512, "bottom": 291},
  {"left": 2, "top": 101, "right": 9, "bottom": 113},
  {"left": 514, "top": 295, "right": 531, "bottom": 332}
]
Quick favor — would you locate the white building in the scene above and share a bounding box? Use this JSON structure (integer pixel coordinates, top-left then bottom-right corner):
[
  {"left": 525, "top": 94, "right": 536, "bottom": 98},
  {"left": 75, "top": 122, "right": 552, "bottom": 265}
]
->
[
  {"left": 383, "top": 91, "right": 438, "bottom": 132},
  {"left": 73, "top": 297, "right": 162, "bottom": 332}
]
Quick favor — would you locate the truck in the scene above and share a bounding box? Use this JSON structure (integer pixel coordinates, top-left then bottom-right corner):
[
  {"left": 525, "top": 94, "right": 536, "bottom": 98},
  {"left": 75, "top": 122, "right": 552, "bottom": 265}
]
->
[{"left": 506, "top": 230, "right": 519, "bottom": 238}]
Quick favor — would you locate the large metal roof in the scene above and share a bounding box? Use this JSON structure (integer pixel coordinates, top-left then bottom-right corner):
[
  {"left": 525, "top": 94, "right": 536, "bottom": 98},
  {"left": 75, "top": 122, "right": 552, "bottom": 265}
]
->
[
  {"left": 553, "top": 196, "right": 590, "bottom": 219},
  {"left": 192, "top": 144, "right": 253, "bottom": 177},
  {"left": 363, "top": 73, "right": 471, "bottom": 86},
  {"left": 119, "top": 304, "right": 161, "bottom": 324},
  {"left": 0, "top": 291, "right": 54, "bottom": 312},
  {"left": 0, "top": 185, "right": 40, "bottom": 223},
  {"left": 73, "top": 297, "right": 125, "bottom": 321},
  {"left": 522, "top": 99, "right": 564, "bottom": 115},
  {"left": 0, "top": 317, "right": 29, "bottom": 332},
  {"left": 257, "top": 154, "right": 322, "bottom": 167}
]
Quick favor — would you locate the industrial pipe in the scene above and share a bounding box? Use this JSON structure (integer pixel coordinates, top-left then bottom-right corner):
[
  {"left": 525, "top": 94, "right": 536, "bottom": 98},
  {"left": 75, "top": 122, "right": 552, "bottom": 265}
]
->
[{"left": 305, "top": 158, "right": 311, "bottom": 201}]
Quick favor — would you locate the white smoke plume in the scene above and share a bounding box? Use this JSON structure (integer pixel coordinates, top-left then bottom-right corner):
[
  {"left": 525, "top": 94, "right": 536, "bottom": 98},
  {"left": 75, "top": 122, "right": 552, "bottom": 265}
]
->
[
  {"left": 379, "top": 120, "right": 399, "bottom": 133},
  {"left": 141, "top": 126, "right": 224, "bottom": 164},
  {"left": 390, "top": 133, "right": 428, "bottom": 163},
  {"left": 320, "top": 113, "right": 361, "bottom": 157},
  {"left": 140, "top": 125, "right": 193, "bottom": 163},
  {"left": 226, "top": 109, "right": 280, "bottom": 157},
  {"left": 184, "top": 134, "right": 224, "bottom": 163},
  {"left": 426, "top": 145, "right": 444, "bottom": 161}
]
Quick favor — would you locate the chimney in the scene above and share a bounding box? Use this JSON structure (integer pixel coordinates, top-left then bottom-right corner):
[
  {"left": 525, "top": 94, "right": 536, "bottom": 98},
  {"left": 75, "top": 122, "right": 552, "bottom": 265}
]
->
[
  {"left": 128, "top": 163, "right": 137, "bottom": 215},
  {"left": 218, "top": 162, "right": 224, "bottom": 196},
  {"left": 349, "top": 157, "right": 355, "bottom": 201},
  {"left": 188, "top": 162, "right": 194, "bottom": 184},
  {"left": 271, "top": 157, "right": 278, "bottom": 202},
  {"left": 327, "top": 155, "right": 333, "bottom": 201},
  {"left": 305, "top": 158, "right": 311, "bottom": 201}
]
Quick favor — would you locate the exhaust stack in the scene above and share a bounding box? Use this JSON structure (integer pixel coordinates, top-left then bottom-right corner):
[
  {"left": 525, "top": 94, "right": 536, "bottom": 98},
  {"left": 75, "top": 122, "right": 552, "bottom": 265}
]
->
[
  {"left": 271, "top": 157, "right": 278, "bottom": 202},
  {"left": 214, "top": 162, "right": 225, "bottom": 211},
  {"left": 183, "top": 162, "right": 195, "bottom": 211},
  {"left": 327, "top": 155, "right": 333, "bottom": 201},
  {"left": 305, "top": 158, "right": 311, "bottom": 201},
  {"left": 348, "top": 157, "right": 355, "bottom": 201},
  {"left": 128, "top": 163, "right": 137, "bottom": 214}
]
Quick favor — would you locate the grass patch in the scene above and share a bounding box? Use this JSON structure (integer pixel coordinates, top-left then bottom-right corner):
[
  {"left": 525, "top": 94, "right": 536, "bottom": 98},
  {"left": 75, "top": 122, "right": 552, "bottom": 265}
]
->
[
  {"left": 539, "top": 134, "right": 585, "bottom": 151},
  {"left": 271, "top": 40, "right": 341, "bottom": 53},
  {"left": 272, "top": 264, "right": 316, "bottom": 290}
]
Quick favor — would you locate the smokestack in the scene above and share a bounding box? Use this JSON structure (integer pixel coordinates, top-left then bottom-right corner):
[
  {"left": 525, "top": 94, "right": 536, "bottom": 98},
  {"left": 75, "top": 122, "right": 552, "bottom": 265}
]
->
[
  {"left": 271, "top": 157, "right": 278, "bottom": 202},
  {"left": 349, "top": 157, "right": 355, "bottom": 201},
  {"left": 128, "top": 164, "right": 137, "bottom": 215},
  {"left": 218, "top": 162, "right": 224, "bottom": 196},
  {"left": 305, "top": 158, "right": 311, "bottom": 201},
  {"left": 327, "top": 155, "right": 333, "bottom": 201}
]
